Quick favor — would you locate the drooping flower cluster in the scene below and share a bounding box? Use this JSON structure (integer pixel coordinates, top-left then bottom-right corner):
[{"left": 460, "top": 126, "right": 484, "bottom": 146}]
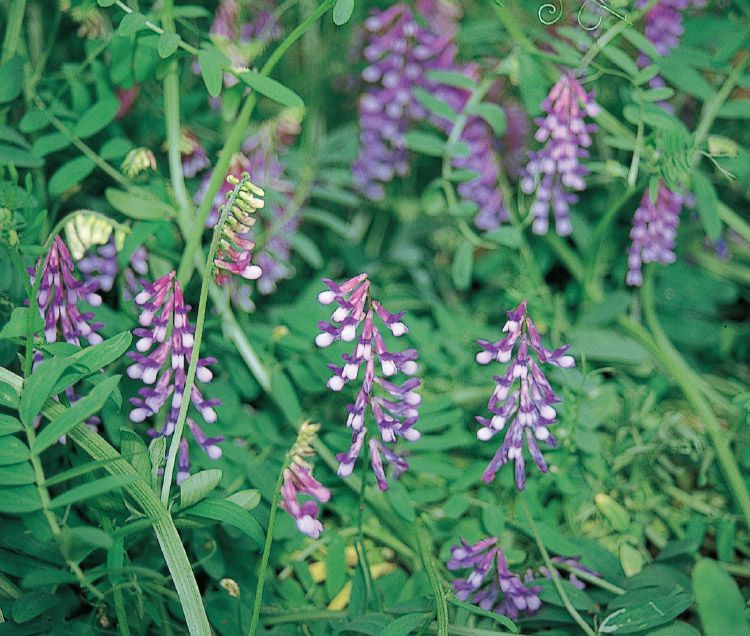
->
[
  {"left": 520, "top": 73, "right": 599, "bottom": 236},
  {"left": 78, "top": 238, "right": 149, "bottom": 299},
  {"left": 213, "top": 174, "right": 264, "bottom": 286},
  {"left": 447, "top": 538, "right": 542, "bottom": 619},
  {"left": 127, "top": 272, "right": 222, "bottom": 480},
  {"left": 280, "top": 421, "right": 331, "bottom": 539},
  {"left": 121, "top": 148, "right": 157, "bottom": 178},
  {"left": 353, "top": 4, "right": 508, "bottom": 230},
  {"left": 626, "top": 182, "right": 686, "bottom": 286},
  {"left": 315, "top": 274, "right": 421, "bottom": 490},
  {"left": 32, "top": 236, "right": 103, "bottom": 346},
  {"left": 475, "top": 301, "right": 574, "bottom": 490},
  {"left": 196, "top": 110, "right": 302, "bottom": 304}
]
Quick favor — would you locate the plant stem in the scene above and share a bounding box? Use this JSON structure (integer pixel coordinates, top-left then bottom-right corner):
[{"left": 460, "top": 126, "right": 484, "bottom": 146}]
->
[
  {"left": 1, "top": 0, "right": 26, "bottom": 63},
  {"left": 161, "top": 175, "right": 251, "bottom": 504},
  {"left": 416, "top": 525, "right": 448, "bottom": 636},
  {"left": 519, "top": 496, "right": 596, "bottom": 636},
  {"left": 639, "top": 269, "right": 750, "bottom": 528},
  {"left": 248, "top": 461, "right": 287, "bottom": 636},
  {"left": 176, "top": 0, "right": 336, "bottom": 286},
  {"left": 0, "top": 367, "right": 211, "bottom": 635}
]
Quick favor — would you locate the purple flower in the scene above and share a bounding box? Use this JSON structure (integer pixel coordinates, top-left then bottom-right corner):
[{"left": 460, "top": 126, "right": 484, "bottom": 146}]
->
[
  {"left": 447, "top": 537, "right": 542, "bottom": 619},
  {"left": 279, "top": 421, "right": 330, "bottom": 538},
  {"left": 626, "top": 182, "right": 686, "bottom": 286},
  {"left": 178, "top": 129, "right": 210, "bottom": 178},
  {"left": 520, "top": 73, "right": 599, "bottom": 236},
  {"left": 353, "top": 4, "right": 457, "bottom": 200},
  {"left": 539, "top": 556, "right": 601, "bottom": 591},
  {"left": 475, "top": 301, "right": 574, "bottom": 490},
  {"left": 78, "top": 238, "right": 149, "bottom": 299},
  {"left": 32, "top": 236, "right": 103, "bottom": 346},
  {"left": 315, "top": 274, "right": 421, "bottom": 490},
  {"left": 213, "top": 174, "right": 264, "bottom": 285},
  {"left": 127, "top": 272, "right": 222, "bottom": 480}
]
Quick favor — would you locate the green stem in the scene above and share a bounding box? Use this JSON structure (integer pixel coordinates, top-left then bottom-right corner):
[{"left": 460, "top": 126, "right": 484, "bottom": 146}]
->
[
  {"left": 416, "top": 525, "right": 448, "bottom": 636},
  {"left": 0, "top": 367, "right": 211, "bottom": 635},
  {"left": 639, "top": 269, "right": 750, "bottom": 528},
  {"left": 718, "top": 202, "right": 750, "bottom": 244},
  {"left": 519, "top": 497, "right": 595, "bottom": 636},
  {"left": 355, "top": 447, "right": 375, "bottom": 609},
  {"left": 1, "top": 0, "right": 26, "bottom": 63},
  {"left": 554, "top": 562, "right": 625, "bottom": 595},
  {"left": 176, "top": 0, "right": 335, "bottom": 286},
  {"left": 247, "top": 461, "right": 287, "bottom": 636},
  {"left": 161, "top": 175, "right": 252, "bottom": 504}
]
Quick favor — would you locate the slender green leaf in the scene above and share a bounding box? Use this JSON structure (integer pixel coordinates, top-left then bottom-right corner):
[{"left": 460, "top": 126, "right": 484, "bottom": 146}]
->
[
  {"left": 403, "top": 131, "right": 445, "bottom": 157},
  {"left": 0, "top": 461, "right": 36, "bottom": 485},
  {"left": 0, "top": 485, "right": 42, "bottom": 514},
  {"left": 157, "top": 32, "right": 181, "bottom": 58},
  {"left": 451, "top": 240, "right": 473, "bottom": 291},
  {"left": 0, "top": 56, "right": 23, "bottom": 104},
  {"left": 186, "top": 499, "right": 264, "bottom": 548},
  {"left": 105, "top": 188, "right": 175, "bottom": 220},
  {"left": 0, "top": 414, "right": 23, "bottom": 435},
  {"left": 48, "top": 156, "right": 96, "bottom": 196},
  {"left": 31, "top": 132, "right": 71, "bottom": 157},
  {"left": 379, "top": 613, "right": 430, "bottom": 636},
  {"left": 226, "top": 489, "right": 261, "bottom": 511},
  {"left": 198, "top": 48, "right": 227, "bottom": 97},
  {"left": 693, "top": 559, "right": 749, "bottom": 636},
  {"left": 120, "top": 428, "right": 151, "bottom": 482},
  {"left": 180, "top": 469, "right": 223, "bottom": 508},
  {"left": 469, "top": 102, "right": 506, "bottom": 135},
  {"left": 118, "top": 12, "right": 148, "bottom": 36},
  {"left": 425, "top": 69, "right": 476, "bottom": 91},
  {"left": 19, "top": 357, "right": 73, "bottom": 426},
  {"left": 11, "top": 591, "right": 60, "bottom": 623},
  {"left": 74, "top": 99, "right": 119, "bottom": 139},
  {"left": 48, "top": 475, "right": 135, "bottom": 509},
  {"left": 0, "top": 144, "right": 44, "bottom": 168},
  {"left": 332, "top": 0, "right": 354, "bottom": 25},
  {"left": 413, "top": 87, "right": 458, "bottom": 122},
  {"left": 692, "top": 170, "right": 722, "bottom": 241},
  {"left": 0, "top": 436, "right": 30, "bottom": 465},
  {"left": 238, "top": 71, "right": 304, "bottom": 108}
]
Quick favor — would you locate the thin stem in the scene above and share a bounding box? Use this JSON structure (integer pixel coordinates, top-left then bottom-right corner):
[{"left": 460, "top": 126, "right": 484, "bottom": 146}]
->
[
  {"left": 355, "top": 446, "right": 375, "bottom": 609},
  {"left": 640, "top": 268, "right": 750, "bottom": 528},
  {"left": 1, "top": 0, "right": 26, "bottom": 63},
  {"left": 247, "top": 461, "right": 287, "bottom": 636},
  {"left": 161, "top": 175, "right": 251, "bottom": 504},
  {"left": 554, "top": 562, "right": 625, "bottom": 596},
  {"left": 0, "top": 367, "right": 211, "bottom": 635},
  {"left": 719, "top": 202, "right": 750, "bottom": 244},
  {"left": 416, "top": 525, "right": 448, "bottom": 636},
  {"left": 176, "top": 0, "right": 336, "bottom": 286},
  {"left": 519, "top": 497, "right": 595, "bottom": 636}
]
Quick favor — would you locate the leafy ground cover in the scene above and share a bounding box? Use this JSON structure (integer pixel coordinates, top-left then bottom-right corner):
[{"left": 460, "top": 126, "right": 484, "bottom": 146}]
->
[{"left": 1, "top": 0, "right": 750, "bottom": 634}]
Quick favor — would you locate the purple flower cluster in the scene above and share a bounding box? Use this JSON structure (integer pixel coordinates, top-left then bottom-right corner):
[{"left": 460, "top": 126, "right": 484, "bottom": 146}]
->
[
  {"left": 540, "top": 556, "right": 601, "bottom": 590},
  {"left": 354, "top": 4, "right": 508, "bottom": 231},
  {"left": 637, "top": 0, "right": 706, "bottom": 57},
  {"left": 32, "top": 236, "right": 103, "bottom": 346},
  {"left": 178, "top": 129, "right": 210, "bottom": 178},
  {"left": 626, "top": 182, "right": 686, "bottom": 286},
  {"left": 520, "top": 73, "right": 599, "bottom": 236},
  {"left": 447, "top": 537, "right": 542, "bottom": 619},
  {"left": 127, "top": 272, "right": 222, "bottom": 481},
  {"left": 475, "top": 301, "right": 574, "bottom": 490},
  {"left": 315, "top": 274, "right": 421, "bottom": 490},
  {"left": 78, "top": 238, "right": 149, "bottom": 299},
  {"left": 280, "top": 422, "right": 330, "bottom": 538}
]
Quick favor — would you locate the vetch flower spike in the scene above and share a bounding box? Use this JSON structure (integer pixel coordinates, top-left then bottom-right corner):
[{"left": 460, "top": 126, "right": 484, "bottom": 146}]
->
[
  {"left": 447, "top": 537, "right": 542, "bottom": 619},
  {"left": 520, "top": 73, "right": 599, "bottom": 236},
  {"left": 213, "top": 173, "right": 264, "bottom": 285},
  {"left": 475, "top": 300, "right": 574, "bottom": 490},
  {"left": 127, "top": 271, "right": 221, "bottom": 480},
  {"left": 315, "top": 274, "right": 421, "bottom": 490},
  {"left": 31, "top": 235, "right": 103, "bottom": 346},
  {"left": 280, "top": 421, "right": 331, "bottom": 538}
]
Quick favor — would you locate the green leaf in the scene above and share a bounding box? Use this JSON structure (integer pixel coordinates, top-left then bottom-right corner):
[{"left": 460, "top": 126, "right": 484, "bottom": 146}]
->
[
  {"left": 569, "top": 328, "right": 649, "bottom": 364},
  {"left": 105, "top": 188, "right": 175, "bottom": 220},
  {"left": 0, "top": 56, "right": 23, "bottom": 104},
  {"left": 447, "top": 598, "right": 518, "bottom": 632},
  {"left": 48, "top": 474, "right": 135, "bottom": 509},
  {"left": 657, "top": 55, "right": 714, "bottom": 101},
  {"left": 157, "top": 32, "right": 181, "bottom": 58},
  {"left": 0, "top": 461, "right": 36, "bottom": 485},
  {"left": 413, "top": 87, "right": 458, "bottom": 122},
  {"left": 48, "top": 156, "right": 96, "bottom": 196},
  {"left": 692, "top": 170, "right": 722, "bottom": 241},
  {"left": 74, "top": 99, "right": 119, "bottom": 139},
  {"left": 270, "top": 370, "right": 303, "bottom": 423},
  {"left": 403, "top": 131, "right": 445, "bottom": 157},
  {"left": 0, "top": 436, "right": 30, "bottom": 465},
  {"left": 100, "top": 136, "right": 134, "bottom": 161},
  {"left": 0, "top": 485, "right": 42, "bottom": 514},
  {"left": 120, "top": 428, "right": 151, "bottom": 482},
  {"left": 0, "top": 307, "right": 43, "bottom": 340},
  {"left": 118, "top": 12, "right": 148, "bottom": 36},
  {"left": 180, "top": 469, "right": 223, "bottom": 508},
  {"left": 0, "top": 144, "right": 44, "bottom": 168},
  {"left": 226, "top": 489, "right": 261, "bottom": 511},
  {"left": 451, "top": 240, "right": 473, "bottom": 291},
  {"left": 600, "top": 588, "right": 693, "bottom": 634},
  {"left": 717, "top": 100, "right": 750, "bottom": 119},
  {"left": 379, "top": 613, "right": 430, "bottom": 636},
  {"left": 332, "top": 0, "right": 354, "bottom": 25},
  {"left": 186, "top": 499, "right": 264, "bottom": 548},
  {"left": 288, "top": 233, "right": 324, "bottom": 269},
  {"left": 0, "top": 378, "right": 19, "bottom": 408},
  {"left": 647, "top": 623, "right": 701, "bottom": 636},
  {"left": 484, "top": 226, "right": 522, "bottom": 248},
  {"left": 621, "top": 27, "right": 660, "bottom": 59},
  {"left": 693, "top": 559, "right": 749, "bottom": 636},
  {"left": 19, "top": 357, "right": 74, "bottom": 426},
  {"left": 19, "top": 109, "right": 52, "bottom": 133},
  {"left": 11, "top": 591, "right": 61, "bottom": 623},
  {"left": 425, "top": 69, "right": 476, "bottom": 91},
  {"left": 31, "top": 132, "right": 71, "bottom": 157},
  {"left": 238, "top": 70, "right": 304, "bottom": 108},
  {"left": 32, "top": 375, "right": 121, "bottom": 455},
  {"left": 384, "top": 480, "right": 416, "bottom": 522},
  {"left": 98, "top": 0, "right": 117, "bottom": 6},
  {"left": 198, "top": 48, "right": 227, "bottom": 97},
  {"left": 469, "top": 102, "right": 506, "bottom": 135},
  {"left": 326, "top": 534, "right": 347, "bottom": 598},
  {"left": 0, "top": 414, "right": 23, "bottom": 435},
  {"left": 536, "top": 578, "right": 595, "bottom": 611}
]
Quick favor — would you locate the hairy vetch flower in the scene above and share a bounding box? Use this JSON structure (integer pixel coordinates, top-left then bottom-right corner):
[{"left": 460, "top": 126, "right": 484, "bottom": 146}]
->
[
  {"left": 177, "top": 129, "right": 210, "bottom": 178},
  {"left": 447, "top": 537, "right": 542, "bottom": 619},
  {"left": 539, "top": 556, "right": 601, "bottom": 591},
  {"left": 122, "top": 147, "right": 157, "bottom": 178},
  {"left": 32, "top": 236, "right": 103, "bottom": 346},
  {"left": 213, "top": 174, "right": 264, "bottom": 285},
  {"left": 315, "top": 274, "right": 421, "bottom": 490},
  {"left": 280, "top": 422, "right": 331, "bottom": 538},
  {"left": 475, "top": 301, "right": 574, "bottom": 490},
  {"left": 78, "top": 237, "right": 149, "bottom": 297},
  {"left": 520, "top": 73, "right": 599, "bottom": 236},
  {"left": 127, "top": 272, "right": 221, "bottom": 479},
  {"left": 626, "top": 182, "right": 686, "bottom": 286}
]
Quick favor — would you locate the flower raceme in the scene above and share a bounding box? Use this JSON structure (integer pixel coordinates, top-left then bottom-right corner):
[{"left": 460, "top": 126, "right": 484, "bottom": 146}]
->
[
  {"left": 127, "top": 271, "right": 222, "bottom": 482},
  {"left": 315, "top": 274, "right": 421, "bottom": 490},
  {"left": 475, "top": 301, "right": 574, "bottom": 490},
  {"left": 521, "top": 73, "right": 599, "bottom": 236},
  {"left": 447, "top": 537, "right": 542, "bottom": 619},
  {"left": 280, "top": 422, "right": 330, "bottom": 539}
]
